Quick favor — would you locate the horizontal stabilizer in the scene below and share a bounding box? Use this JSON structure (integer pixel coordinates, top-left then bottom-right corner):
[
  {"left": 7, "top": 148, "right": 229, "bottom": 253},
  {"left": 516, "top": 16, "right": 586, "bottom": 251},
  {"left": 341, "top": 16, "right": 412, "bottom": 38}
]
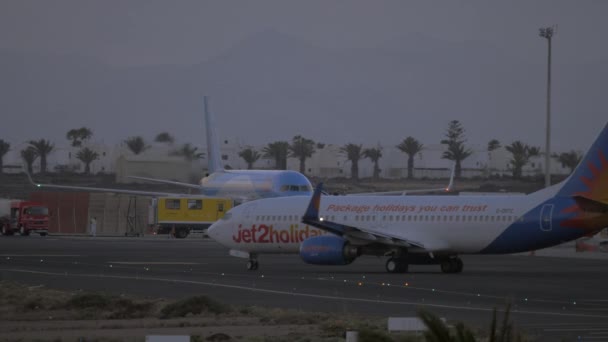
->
[{"left": 573, "top": 195, "right": 608, "bottom": 213}]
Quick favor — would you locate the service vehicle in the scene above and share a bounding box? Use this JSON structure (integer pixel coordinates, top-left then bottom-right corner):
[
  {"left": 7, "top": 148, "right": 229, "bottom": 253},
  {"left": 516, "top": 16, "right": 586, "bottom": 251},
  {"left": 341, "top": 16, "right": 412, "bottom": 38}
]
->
[
  {"left": 0, "top": 200, "right": 50, "bottom": 236},
  {"left": 150, "top": 197, "right": 234, "bottom": 238}
]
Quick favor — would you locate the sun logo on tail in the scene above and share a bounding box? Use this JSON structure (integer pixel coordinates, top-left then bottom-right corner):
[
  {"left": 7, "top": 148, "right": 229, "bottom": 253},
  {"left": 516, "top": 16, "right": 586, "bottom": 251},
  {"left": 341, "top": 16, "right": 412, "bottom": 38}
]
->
[{"left": 560, "top": 150, "right": 608, "bottom": 231}]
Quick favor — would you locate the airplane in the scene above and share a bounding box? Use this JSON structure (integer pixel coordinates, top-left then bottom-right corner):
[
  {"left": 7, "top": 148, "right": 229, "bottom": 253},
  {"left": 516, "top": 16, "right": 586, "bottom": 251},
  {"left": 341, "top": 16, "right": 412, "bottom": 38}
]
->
[
  {"left": 207, "top": 122, "right": 608, "bottom": 272},
  {"left": 27, "top": 96, "right": 314, "bottom": 201}
]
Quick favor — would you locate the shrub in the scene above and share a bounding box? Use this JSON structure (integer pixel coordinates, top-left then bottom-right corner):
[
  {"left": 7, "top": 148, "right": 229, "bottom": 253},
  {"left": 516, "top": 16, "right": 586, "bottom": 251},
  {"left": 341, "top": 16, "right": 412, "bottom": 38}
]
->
[{"left": 160, "top": 296, "right": 230, "bottom": 319}]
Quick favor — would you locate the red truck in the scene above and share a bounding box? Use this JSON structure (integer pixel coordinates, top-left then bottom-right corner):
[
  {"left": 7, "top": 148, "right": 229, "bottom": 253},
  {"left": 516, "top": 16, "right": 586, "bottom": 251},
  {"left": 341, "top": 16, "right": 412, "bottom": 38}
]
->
[{"left": 0, "top": 200, "right": 49, "bottom": 236}]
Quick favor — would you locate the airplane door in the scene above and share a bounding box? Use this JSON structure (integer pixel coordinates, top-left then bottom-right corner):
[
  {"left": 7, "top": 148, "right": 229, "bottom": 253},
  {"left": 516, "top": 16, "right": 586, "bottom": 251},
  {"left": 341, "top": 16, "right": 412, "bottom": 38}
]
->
[
  {"left": 243, "top": 203, "right": 257, "bottom": 224},
  {"left": 539, "top": 204, "right": 554, "bottom": 232}
]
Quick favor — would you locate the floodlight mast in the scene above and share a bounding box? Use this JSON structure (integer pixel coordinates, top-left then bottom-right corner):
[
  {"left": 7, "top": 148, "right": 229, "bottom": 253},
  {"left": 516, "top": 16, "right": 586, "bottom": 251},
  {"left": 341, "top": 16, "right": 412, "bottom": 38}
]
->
[{"left": 539, "top": 27, "right": 555, "bottom": 188}]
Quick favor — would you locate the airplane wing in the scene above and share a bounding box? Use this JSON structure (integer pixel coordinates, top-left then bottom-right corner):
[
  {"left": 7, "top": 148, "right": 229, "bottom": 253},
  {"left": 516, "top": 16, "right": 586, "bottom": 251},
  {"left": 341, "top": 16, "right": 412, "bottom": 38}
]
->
[
  {"left": 127, "top": 175, "right": 204, "bottom": 190},
  {"left": 302, "top": 183, "right": 448, "bottom": 251},
  {"left": 347, "top": 163, "right": 455, "bottom": 196},
  {"left": 25, "top": 171, "right": 184, "bottom": 197}
]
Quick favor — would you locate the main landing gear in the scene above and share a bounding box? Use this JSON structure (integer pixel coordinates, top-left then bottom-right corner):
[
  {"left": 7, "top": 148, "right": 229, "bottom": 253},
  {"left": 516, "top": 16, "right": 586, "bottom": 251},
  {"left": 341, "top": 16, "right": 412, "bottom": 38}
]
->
[
  {"left": 246, "top": 255, "right": 259, "bottom": 271},
  {"left": 440, "top": 257, "right": 463, "bottom": 273},
  {"left": 385, "top": 257, "right": 408, "bottom": 273}
]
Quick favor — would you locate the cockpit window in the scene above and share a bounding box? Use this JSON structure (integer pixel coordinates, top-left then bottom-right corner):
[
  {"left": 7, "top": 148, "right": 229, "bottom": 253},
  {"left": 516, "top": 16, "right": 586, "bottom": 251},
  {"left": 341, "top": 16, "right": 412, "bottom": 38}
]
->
[
  {"left": 221, "top": 212, "right": 232, "bottom": 220},
  {"left": 281, "top": 184, "right": 312, "bottom": 192}
]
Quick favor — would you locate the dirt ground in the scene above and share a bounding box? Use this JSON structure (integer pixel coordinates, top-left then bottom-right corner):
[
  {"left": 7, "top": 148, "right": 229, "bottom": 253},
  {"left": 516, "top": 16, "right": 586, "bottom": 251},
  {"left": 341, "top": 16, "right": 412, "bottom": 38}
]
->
[{"left": 0, "top": 281, "right": 402, "bottom": 342}]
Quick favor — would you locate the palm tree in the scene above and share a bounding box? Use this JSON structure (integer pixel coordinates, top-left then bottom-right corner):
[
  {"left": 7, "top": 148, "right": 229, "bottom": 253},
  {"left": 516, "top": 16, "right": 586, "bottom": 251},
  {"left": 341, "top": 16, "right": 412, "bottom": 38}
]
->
[
  {"left": 154, "top": 132, "right": 175, "bottom": 144},
  {"left": 66, "top": 127, "right": 93, "bottom": 147},
  {"left": 239, "top": 147, "right": 261, "bottom": 170},
  {"left": 397, "top": 137, "right": 423, "bottom": 179},
  {"left": 441, "top": 120, "right": 473, "bottom": 179},
  {"left": 171, "top": 143, "right": 204, "bottom": 161},
  {"left": 487, "top": 139, "right": 501, "bottom": 153},
  {"left": 0, "top": 139, "right": 10, "bottom": 174},
  {"left": 505, "top": 141, "right": 540, "bottom": 179},
  {"left": 554, "top": 150, "right": 582, "bottom": 174},
  {"left": 124, "top": 136, "right": 148, "bottom": 155},
  {"left": 289, "top": 135, "right": 316, "bottom": 174},
  {"left": 21, "top": 147, "right": 38, "bottom": 174},
  {"left": 340, "top": 143, "right": 364, "bottom": 180},
  {"left": 76, "top": 147, "right": 99, "bottom": 174},
  {"left": 363, "top": 147, "right": 383, "bottom": 180},
  {"left": 28, "top": 139, "right": 54, "bottom": 174},
  {"left": 263, "top": 141, "right": 289, "bottom": 170}
]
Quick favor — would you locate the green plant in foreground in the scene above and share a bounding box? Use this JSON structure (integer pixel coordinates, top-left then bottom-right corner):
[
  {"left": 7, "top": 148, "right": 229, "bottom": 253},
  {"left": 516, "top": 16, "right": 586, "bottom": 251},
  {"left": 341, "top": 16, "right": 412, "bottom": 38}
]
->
[{"left": 418, "top": 303, "right": 523, "bottom": 342}]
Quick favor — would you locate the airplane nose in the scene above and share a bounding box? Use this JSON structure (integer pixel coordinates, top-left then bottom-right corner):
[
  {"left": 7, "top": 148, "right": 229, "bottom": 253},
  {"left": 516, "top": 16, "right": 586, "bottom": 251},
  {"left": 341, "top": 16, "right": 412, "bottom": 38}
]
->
[{"left": 207, "top": 222, "right": 220, "bottom": 240}]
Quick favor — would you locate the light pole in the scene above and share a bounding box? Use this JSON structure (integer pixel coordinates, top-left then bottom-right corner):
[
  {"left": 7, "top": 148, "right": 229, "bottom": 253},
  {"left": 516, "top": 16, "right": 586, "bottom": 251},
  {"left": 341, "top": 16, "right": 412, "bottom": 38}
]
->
[{"left": 539, "top": 26, "right": 555, "bottom": 188}]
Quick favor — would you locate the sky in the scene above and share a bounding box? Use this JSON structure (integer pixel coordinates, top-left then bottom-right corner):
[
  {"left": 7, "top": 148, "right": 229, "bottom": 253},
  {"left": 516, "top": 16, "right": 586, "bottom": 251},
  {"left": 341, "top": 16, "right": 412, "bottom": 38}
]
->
[
  {"left": 2, "top": 1, "right": 607, "bottom": 66},
  {"left": 1, "top": 1, "right": 607, "bottom": 153}
]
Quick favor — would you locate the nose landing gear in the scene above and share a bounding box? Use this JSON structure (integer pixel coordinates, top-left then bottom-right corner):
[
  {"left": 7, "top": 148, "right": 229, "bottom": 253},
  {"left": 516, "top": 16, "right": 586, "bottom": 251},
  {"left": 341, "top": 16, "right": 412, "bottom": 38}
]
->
[
  {"left": 440, "top": 257, "right": 463, "bottom": 273},
  {"left": 246, "top": 255, "right": 259, "bottom": 270}
]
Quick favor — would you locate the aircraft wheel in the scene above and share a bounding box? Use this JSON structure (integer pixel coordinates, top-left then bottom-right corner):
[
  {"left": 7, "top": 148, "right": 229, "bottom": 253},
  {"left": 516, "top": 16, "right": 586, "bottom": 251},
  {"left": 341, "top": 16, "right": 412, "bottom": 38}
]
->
[
  {"left": 440, "top": 258, "right": 463, "bottom": 273},
  {"left": 386, "top": 258, "right": 408, "bottom": 273},
  {"left": 454, "top": 258, "right": 463, "bottom": 273},
  {"left": 247, "top": 260, "right": 259, "bottom": 271}
]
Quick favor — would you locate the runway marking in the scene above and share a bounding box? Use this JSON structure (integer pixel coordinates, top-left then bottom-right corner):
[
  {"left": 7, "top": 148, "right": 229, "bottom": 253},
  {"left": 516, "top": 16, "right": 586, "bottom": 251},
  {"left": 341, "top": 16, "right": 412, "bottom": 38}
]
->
[
  {"left": 3, "top": 267, "right": 608, "bottom": 320},
  {"left": 0, "top": 254, "right": 80, "bottom": 257},
  {"left": 106, "top": 262, "right": 203, "bottom": 265}
]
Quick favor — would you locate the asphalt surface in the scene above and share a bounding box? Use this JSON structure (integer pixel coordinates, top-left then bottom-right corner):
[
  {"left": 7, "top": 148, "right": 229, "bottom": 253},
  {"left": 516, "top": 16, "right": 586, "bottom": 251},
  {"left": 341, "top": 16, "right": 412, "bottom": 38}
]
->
[{"left": 1, "top": 235, "right": 607, "bottom": 341}]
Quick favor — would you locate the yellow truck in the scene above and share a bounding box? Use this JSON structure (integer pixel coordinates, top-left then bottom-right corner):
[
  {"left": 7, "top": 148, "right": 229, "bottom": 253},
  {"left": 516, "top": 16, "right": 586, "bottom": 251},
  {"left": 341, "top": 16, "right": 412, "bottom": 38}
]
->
[{"left": 151, "top": 197, "right": 234, "bottom": 238}]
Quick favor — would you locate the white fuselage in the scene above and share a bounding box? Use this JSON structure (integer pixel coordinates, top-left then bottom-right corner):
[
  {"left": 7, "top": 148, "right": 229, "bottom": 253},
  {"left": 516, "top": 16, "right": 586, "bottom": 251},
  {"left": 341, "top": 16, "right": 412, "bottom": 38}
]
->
[{"left": 208, "top": 187, "right": 555, "bottom": 255}]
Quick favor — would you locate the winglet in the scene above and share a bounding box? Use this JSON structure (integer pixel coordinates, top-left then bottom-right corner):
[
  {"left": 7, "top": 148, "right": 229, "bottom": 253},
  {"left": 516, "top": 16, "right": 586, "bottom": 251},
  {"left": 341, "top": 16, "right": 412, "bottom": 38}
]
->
[
  {"left": 303, "top": 182, "right": 323, "bottom": 221},
  {"left": 24, "top": 168, "right": 42, "bottom": 188},
  {"left": 445, "top": 162, "right": 456, "bottom": 192}
]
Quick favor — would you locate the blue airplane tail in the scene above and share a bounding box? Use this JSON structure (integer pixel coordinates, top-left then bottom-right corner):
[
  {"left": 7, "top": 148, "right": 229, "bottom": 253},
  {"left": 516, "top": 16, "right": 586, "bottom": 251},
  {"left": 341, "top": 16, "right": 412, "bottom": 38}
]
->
[
  {"left": 204, "top": 96, "right": 224, "bottom": 174},
  {"left": 556, "top": 122, "right": 608, "bottom": 201}
]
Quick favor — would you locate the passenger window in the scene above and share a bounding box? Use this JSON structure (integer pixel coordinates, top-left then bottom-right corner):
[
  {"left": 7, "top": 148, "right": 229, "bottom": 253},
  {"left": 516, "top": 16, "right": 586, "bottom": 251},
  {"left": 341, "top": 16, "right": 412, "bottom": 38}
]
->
[{"left": 165, "top": 199, "right": 180, "bottom": 210}]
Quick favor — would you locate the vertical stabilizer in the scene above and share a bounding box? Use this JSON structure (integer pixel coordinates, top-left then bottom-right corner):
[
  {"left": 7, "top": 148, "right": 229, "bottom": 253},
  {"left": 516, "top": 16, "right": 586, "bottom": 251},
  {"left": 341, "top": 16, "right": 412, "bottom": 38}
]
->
[
  {"left": 204, "top": 96, "right": 224, "bottom": 173},
  {"left": 556, "top": 122, "right": 608, "bottom": 198}
]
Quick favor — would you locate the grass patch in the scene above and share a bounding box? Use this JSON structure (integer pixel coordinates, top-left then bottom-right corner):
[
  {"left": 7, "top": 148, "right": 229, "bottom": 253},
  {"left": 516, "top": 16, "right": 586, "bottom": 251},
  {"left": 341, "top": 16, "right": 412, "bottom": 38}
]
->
[
  {"left": 65, "top": 293, "right": 113, "bottom": 310},
  {"left": 60, "top": 293, "right": 155, "bottom": 319},
  {"left": 160, "top": 295, "right": 230, "bottom": 318},
  {"left": 107, "top": 298, "right": 155, "bottom": 319}
]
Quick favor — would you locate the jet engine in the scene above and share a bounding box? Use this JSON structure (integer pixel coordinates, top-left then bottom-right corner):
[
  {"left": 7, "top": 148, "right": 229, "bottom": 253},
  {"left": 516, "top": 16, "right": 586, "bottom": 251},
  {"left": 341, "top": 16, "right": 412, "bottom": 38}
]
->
[{"left": 299, "top": 235, "right": 359, "bottom": 265}]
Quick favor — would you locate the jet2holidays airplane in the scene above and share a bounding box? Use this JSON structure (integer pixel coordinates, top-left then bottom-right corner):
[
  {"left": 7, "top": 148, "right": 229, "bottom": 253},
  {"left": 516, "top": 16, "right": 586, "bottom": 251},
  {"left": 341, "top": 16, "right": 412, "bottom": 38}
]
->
[
  {"left": 27, "top": 97, "right": 313, "bottom": 201},
  {"left": 209, "top": 122, "right": 608, "bottom": 272}
]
